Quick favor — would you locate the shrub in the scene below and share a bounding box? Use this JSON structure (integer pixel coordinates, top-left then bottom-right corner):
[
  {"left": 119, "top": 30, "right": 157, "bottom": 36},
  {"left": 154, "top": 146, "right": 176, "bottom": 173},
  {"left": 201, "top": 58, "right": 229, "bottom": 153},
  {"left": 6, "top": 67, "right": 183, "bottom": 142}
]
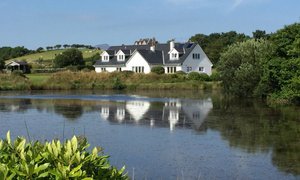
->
[
  {"left": 175, "top": 71, "right": 186, "bottom": 75},
  {"left": 210, "top": 71, "right": 220, "bottom": 81},
  {"left": 118, "top": 71, "right": 134, "bottom": 78},
  {"left": 151, "top": 66, "right": 165, "bottom": 74},
  {"left": 112, "top": 77, "right": 126, "bottom": 90},
  {"left": 0, "top": 131, "right": 128, "bottom": 179},
  {"left": 11, "top": 70, "right": 27, "bottom": 78},
  {"left": 81, "top": 68, "right": 92, "bottom": 72},
  {"left": 187, "top": 72, "right": 211, "bottom": 81},
  {"left": 66, "top": 65, "right": 79, "bottom": 72},
  {"left": 198, "top": 73, "right": 211, "bottom": 81}
]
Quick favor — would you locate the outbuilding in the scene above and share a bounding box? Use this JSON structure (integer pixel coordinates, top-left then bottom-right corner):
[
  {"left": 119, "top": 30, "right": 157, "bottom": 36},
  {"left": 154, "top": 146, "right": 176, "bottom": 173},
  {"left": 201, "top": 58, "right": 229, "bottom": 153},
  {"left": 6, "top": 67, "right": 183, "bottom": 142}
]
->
[{"left": 5, "top": 60, "right": 30, "bottom": 73}]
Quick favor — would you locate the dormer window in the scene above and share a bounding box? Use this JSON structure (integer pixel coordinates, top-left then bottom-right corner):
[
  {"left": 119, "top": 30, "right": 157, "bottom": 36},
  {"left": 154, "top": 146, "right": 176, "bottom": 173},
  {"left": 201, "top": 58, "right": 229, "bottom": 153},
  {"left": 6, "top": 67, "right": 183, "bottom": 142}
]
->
[
  {"left": 172, "top": 53, "right": 177, "bottom": 58},
  {"left": 101, "top": 51, "right": 110, "bottom": 62},
  {"left": 102, "top": 55, "right": 109, "bottom": 61},
  {"left": 118, "top": 55, "right": 125, "bottom": 61},
  {"left": 169, "top": 49, "right": 179, "bottom": 60},
  {"left": 116, "top": 50, "right": 126, "bottom": 61}
]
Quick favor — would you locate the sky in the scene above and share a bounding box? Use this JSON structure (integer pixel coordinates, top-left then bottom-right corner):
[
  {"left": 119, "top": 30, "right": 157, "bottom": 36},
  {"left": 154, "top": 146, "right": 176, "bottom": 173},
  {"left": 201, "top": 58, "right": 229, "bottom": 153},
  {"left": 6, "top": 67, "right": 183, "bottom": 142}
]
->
[{"left": 0, "top": 0, "right": 299, "bottom": 49}]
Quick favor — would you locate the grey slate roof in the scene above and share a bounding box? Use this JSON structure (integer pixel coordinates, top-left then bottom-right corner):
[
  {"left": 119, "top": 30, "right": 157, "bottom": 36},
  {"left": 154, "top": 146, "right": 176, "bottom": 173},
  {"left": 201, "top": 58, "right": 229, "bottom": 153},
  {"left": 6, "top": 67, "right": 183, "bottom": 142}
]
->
[
  {"left": 137, "top": 50, "right": 163, "bottom": 65},
  {"left": 94, "top": 42, "right": 196, "bottom": 66}
]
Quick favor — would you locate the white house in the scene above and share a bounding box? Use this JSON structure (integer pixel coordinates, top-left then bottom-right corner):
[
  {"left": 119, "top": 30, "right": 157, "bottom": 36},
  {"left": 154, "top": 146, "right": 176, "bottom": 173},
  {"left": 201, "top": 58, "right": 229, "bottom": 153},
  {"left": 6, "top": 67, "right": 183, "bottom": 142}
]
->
[{"left": 94, "top": 40, "right": 213, "bottom": 75}]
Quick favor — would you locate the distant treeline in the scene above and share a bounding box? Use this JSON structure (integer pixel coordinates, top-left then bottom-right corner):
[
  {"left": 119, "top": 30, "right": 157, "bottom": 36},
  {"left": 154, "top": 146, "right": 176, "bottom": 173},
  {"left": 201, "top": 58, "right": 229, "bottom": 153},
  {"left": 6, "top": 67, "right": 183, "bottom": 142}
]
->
[
  {"left": 0, "top": 46, "right": 33, "bottom": 69},
  {"left": 43, "top": 44, "right": 95, "bottom": 51}
]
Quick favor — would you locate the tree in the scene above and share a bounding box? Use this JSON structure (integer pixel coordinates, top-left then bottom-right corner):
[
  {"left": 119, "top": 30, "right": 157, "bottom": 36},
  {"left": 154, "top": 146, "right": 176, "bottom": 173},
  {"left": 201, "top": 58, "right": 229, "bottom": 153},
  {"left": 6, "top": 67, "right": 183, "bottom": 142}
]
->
[
  {"left": 0, "top": 46, "right": 32, "bottom": 60},
  {"left": 218, "top": 39, "right": 274, "bottom": 97},
  {"left": 63, "top": 44, "right": 69, "bottom": 49},
  {"left": 252, "top": 30, "right": 269, "bottom": 40},
  {"left": 190, "top": 31, "right": 249, "bottom": 66},
  {"left": 0, "top": 58, "right": 4, "bottom": 70},
  {"left": 270, "top": 23, "right": 300, "bottom": 58},
  {"left": 46, "top": 46, "right": 53, "bottom": 51},
  {"left": 54, "top": 48, "right": 84, "bottom": 68},
  {"left": 54, "top": 44, "right": 62, "bottom": 49},
  {"left": 36, "top": 47, "right": 44, "bottom": 52}
]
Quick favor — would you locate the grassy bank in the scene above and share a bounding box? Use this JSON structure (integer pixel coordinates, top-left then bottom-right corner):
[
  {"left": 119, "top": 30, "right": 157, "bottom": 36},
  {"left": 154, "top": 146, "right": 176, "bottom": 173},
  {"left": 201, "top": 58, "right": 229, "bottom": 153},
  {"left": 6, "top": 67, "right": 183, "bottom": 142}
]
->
[
  {"left": 0, "top": 71, "right": 221, "bottom": 91},
  {"left": 0, "top": 73, "right": 31, "bottom": 90},
  {"left": 35, "top": 71, "right": 221, "bottom": 90}
]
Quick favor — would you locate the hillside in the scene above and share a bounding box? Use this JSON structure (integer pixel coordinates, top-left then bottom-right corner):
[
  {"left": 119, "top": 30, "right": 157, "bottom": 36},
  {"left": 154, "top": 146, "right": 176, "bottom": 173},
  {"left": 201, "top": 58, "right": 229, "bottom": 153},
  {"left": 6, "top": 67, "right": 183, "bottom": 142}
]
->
[{"left": 7, "top": 49, "right": 101, "bottom": 64}]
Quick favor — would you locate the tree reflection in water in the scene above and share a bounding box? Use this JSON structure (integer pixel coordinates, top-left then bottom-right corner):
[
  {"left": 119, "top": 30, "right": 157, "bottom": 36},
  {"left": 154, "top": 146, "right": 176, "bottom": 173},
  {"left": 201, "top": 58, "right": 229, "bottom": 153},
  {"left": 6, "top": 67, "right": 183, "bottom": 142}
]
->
[{"left": 207, "top": 97, "right": 300, "bottom": 175}]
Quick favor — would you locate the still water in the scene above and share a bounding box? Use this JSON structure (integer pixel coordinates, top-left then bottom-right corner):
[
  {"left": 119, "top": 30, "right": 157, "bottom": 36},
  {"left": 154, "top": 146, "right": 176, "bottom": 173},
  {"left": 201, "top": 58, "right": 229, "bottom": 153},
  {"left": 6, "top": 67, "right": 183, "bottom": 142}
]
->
[{"left": 0, "top": 90, "right": 299, "bottom": 179}]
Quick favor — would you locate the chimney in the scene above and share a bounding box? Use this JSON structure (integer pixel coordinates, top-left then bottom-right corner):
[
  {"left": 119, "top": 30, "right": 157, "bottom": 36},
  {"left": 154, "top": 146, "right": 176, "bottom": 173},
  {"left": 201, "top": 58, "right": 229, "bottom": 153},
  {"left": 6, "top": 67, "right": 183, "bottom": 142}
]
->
[
  {"left": 162, "top": 51, "right": 165, "bottom": 65},
  {"left": 170, "top": 40, "right": 175, "bottom": 51},
  {"left": 150, "top": 45, "right": 155, "bottom": 52}
]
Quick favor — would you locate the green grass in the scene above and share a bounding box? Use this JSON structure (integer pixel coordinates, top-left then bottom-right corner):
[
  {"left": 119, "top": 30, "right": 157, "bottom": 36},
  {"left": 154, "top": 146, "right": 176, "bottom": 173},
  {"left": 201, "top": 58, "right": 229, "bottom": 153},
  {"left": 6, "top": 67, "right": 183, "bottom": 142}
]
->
[
  {"left": 7, "top": 49, "right": 100, "bottom": 64},
  {"left": 26, "top": 73, "right": 51, "bottom": 85}
]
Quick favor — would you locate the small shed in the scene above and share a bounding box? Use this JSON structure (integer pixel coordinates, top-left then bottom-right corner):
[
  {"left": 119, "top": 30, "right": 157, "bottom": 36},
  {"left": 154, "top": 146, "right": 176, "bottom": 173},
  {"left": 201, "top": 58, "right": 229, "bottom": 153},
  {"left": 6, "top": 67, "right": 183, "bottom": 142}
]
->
[{"left": 5, "top": 60, "right": 30, "bottom": 73}]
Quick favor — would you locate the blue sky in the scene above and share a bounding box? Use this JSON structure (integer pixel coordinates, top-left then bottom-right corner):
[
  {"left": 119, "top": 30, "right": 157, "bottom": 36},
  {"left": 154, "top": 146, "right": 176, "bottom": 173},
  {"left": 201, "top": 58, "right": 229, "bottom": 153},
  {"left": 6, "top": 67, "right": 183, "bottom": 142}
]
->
[{"left": 0, "top": 0, "right": 299, "bottom": 49}]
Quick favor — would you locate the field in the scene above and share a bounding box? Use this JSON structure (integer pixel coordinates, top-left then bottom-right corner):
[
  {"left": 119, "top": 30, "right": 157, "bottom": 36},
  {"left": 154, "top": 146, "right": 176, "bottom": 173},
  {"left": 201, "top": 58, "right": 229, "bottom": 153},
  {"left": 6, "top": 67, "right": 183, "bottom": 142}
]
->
[{"left": 7, "top": 49, "right": 101, "bottom": 64}]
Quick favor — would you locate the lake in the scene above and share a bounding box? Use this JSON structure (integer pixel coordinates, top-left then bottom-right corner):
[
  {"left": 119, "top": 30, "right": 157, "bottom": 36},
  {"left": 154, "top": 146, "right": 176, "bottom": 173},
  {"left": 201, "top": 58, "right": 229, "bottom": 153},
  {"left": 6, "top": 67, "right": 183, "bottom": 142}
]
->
[{"left": 0, "top": 90, "right": 299, "bottom": 179}]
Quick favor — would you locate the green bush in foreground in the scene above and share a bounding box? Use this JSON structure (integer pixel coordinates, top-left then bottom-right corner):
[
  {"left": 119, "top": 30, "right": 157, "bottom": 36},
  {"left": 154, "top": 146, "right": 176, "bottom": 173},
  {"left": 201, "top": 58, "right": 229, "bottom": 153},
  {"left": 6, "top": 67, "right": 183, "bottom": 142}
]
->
[
  {"left": 151, "top": 66, "right": 165, "bottom": 74},
  {"left": 0, "top": 131, "right": 128, "bottom": 180}
]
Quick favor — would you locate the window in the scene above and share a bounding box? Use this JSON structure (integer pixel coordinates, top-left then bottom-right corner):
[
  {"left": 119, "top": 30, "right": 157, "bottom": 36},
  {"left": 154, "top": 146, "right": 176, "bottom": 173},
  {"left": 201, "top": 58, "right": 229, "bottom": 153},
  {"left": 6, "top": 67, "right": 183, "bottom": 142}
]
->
[
  {"left": 118, "top": 55, "right": 125, "bottom": 61},
  {"left": 192, "top": 53, "right": 200, "bottom": 59},
  {"left": 101, "top": 68, "right": 106, "bottom": 72},
  {"left": 132, "top": 66, "right": 144, "bottom": 73},
  {"left": 171, "top": 53, "right": 178, "bottom": 60},
  {"left": 102, "top": 56, "right": 109, "bottom": 61},
  {"left": 187, "top": 66, "right": 192, "bottom": 72},
  {"left": 116, "top": 67, "right": 122, "bottom": 72},
  {"left": 166, "top": 66, "right": 177, "bottom": 74},
  {"left": 199, "top": 67, "right": 204, "bottom": 72}
]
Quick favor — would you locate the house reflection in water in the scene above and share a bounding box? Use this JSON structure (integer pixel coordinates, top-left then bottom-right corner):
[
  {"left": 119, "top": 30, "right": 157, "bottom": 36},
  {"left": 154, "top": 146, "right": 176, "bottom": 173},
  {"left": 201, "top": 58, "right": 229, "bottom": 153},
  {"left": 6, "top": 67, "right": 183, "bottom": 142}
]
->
[
  {"left": 126, "top": 101, "right": 151, "bottom": 122},
  {"left": 99, "top": 98, "right": 213, "bottom": 131}
]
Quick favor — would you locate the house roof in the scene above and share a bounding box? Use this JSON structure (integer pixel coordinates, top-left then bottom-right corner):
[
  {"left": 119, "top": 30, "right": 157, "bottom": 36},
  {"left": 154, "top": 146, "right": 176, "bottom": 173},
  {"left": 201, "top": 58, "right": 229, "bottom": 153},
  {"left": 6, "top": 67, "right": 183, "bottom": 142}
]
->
[
  {"left": 6, "top": 60, "right": 28, "bottom": 66},
  {"left": 137, "top": 50, "right": 163, "bottom": 65},
  {"left": 94, "top": 42, "right": 197, "bottom": 66}
]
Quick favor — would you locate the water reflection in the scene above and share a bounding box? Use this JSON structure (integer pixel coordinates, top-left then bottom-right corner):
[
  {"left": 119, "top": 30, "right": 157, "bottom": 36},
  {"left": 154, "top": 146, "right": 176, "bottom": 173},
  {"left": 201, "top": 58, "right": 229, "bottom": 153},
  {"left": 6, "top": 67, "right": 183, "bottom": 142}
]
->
[
  {"left": 208, "top": 98, "right": 300, "bottom": 175},
  {"left": 99, "top": 98, "right": 212, "bottom": 132},
  {"left": 0, "top": 93, "right": 299, "bottom": 177}
]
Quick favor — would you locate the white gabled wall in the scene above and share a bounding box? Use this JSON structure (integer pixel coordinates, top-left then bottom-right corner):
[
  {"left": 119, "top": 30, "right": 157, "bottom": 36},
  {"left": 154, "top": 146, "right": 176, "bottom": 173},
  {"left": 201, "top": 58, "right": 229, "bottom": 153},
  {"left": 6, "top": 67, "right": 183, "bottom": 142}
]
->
[
  {"left": 182, "top": 44, "right": 213, "bottom": 75},
  {"left": 124, "top": 51, "right": 151, "bottom": 73}
]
